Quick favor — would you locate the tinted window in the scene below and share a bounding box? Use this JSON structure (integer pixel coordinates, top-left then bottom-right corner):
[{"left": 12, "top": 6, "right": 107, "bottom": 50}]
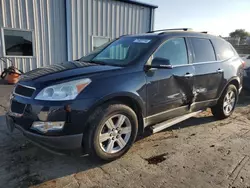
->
[
  {"left": 190, "top": 38, "right": 216, "bottom": 63},
  {"left": 79, "top": 40, "right": 113, "bottom": 62},
  {"left": 212, "top": 39, "right": 235, "bottom": 60},
  {"left": 4, "top": 29, "right": 33, "bottom": 56},
  {"left": 153, "top": 38, "right": 188, "bottom": 66},
  {"left": 91, "top": 36, "right": 157, "bottom": 66}
]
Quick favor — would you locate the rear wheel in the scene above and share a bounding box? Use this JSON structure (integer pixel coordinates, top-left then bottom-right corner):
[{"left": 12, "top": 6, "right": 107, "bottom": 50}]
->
[
  {"left": 211, "top": 84, "right": 238, "bottom": 119},
  {"left": 86, "top": 103, "right": 138, "bottom": 161}
]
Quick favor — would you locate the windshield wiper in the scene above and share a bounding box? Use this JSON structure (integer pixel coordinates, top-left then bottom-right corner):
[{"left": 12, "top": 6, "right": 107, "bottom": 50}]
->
[
  {"left": 89, "top": 60, "right": 107, "bottom": 65},
  {"left": 78, "top": 59, "right": 123, "bottom": 67},
  {"left": 76, "top": 59, "right": 106, "bottom": 65}
]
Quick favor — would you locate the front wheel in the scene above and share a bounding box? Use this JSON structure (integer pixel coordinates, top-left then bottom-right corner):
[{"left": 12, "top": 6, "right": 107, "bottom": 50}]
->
[
  {"left": 86, "top": 103, "right": 138, "bottom": 161},
  {"left": 211, "top": 84, "right": 238, "bottom": 119}
]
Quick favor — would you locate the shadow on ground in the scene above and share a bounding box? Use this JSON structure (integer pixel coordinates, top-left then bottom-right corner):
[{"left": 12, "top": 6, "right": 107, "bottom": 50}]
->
[{"left": 0, "top": 115, "right": 106, "bottom": 188}]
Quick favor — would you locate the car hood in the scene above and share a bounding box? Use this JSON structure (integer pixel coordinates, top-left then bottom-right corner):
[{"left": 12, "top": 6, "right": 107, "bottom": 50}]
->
[{"left": 19, "top": 61, "right": 122, "bottom": 83}]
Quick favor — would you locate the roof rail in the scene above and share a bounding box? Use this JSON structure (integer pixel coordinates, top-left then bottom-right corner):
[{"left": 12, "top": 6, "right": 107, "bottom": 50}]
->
[
  {"left": 147, "top": 28, "right": 192, "bottom": 33},
  {"left": 201, "top": 31, "right": 208, "bottom": 34}
]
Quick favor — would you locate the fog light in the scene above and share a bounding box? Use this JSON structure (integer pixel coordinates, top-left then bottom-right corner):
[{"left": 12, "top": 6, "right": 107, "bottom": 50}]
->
[
  {"left": 38, "top": 111, "right": 49, "bottom": 121},
  {"left": 31, "top": 121, "right": 65, "bottom": 133}
]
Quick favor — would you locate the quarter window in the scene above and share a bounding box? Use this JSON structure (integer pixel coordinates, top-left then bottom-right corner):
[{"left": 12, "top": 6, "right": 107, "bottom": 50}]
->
[
  {"left": 190, "top": 38, "right": 216, "bottom": 63},
  {"left": 212, "top": 39, "right": 235, "bottom": 60},
  {"left": 3, "top": 29, "right": 33, "bottom": 56},
  {"left": 153, "top": 38, "right": 188, "bottom": 66}
]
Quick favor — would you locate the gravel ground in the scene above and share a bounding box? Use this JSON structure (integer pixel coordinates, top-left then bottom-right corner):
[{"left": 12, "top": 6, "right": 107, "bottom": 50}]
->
[{"left": 1, "top": 83, "right": 250, "bottom": 188}]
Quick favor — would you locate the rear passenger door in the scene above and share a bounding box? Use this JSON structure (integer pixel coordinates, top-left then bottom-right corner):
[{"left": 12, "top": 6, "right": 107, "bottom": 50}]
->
[{"left": 188, "top": 37, "right": 224, "bottom": 106}]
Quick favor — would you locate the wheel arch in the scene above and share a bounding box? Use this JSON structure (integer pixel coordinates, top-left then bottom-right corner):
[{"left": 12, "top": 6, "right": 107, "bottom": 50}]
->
[
  {"left": 219, "top": 77, "right": 240, "bottom": 98},
  {"left": 85, "top": 92, "right": 146, "bottom": 135}
]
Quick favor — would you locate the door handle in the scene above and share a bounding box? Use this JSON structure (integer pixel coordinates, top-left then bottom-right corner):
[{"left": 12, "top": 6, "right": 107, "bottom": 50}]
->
[
  {"left": 217, "top": 69, "right": 224, "bottom": 73},
  {"left": 184, "top": 73, "right": 193, "bottom": 78}
]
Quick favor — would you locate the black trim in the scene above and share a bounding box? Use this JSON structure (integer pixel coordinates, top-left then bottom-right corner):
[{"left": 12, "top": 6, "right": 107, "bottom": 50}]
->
[
  {"left": 209, "top": 39, "right": 219, "bottom": 61},
  {"left": 185, "top": 37, "right": 194, "bottom": 64},
  {"left": 116, "top": 0, "right": 158, "bottom": 8},
  {"left": 13, "top": 123, "right": 84, "bottom": 155},
  {"left": 184, "top": 38, "right": 191, "bottom": 64}
]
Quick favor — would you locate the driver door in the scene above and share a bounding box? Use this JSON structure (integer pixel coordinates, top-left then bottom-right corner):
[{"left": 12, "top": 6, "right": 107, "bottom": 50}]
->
[{"left": 145, "top": 37, "right": 195, "bottom": 125}]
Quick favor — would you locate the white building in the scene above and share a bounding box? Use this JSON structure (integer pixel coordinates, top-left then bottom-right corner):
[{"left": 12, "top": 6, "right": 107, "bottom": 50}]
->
[{"left": 0, "top": 0, "right": 157, "bottom": 73}]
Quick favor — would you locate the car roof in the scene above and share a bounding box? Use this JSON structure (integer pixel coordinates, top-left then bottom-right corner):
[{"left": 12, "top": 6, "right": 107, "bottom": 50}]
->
[{"left": 126, "top": 31, "right": 220, "bottom": 40}]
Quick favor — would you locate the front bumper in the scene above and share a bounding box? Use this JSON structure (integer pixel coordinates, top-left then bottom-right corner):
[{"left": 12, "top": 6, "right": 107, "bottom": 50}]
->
[
  {"left": 5, "top": 94, "right": 98, "bottom": 155},
  {"left": 6, "top": 114, "right": 84, "bottom": 155}
]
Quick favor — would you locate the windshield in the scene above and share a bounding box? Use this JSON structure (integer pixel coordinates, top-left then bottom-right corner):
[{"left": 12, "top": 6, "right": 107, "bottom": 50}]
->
[
  {"left": 79, "top": 40, "right": 114, "bottom": 62},
  {"left": 80, "top": 36, "right": 157, "bottom": 66}
]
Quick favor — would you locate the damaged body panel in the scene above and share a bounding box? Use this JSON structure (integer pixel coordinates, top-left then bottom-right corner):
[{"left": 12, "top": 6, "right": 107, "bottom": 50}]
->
[
  {"left": 145, "top": 64, "right": 195, "bottom": 125},
  {"left": 193, "top": 62, "right": 224, "bottom": 102}
]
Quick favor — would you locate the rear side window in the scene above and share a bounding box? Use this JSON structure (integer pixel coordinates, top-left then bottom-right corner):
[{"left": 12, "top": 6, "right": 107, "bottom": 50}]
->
[
  {"left": 190, "top": 38, "right": 216, "bottom": 63},
  {"left": 212, "top": 39, "right": 235, "bottom": 60}
]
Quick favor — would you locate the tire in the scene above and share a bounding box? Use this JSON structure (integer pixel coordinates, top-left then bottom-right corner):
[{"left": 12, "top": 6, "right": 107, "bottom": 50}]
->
[
  {"left": 211, "top": 84, "right": 238, "bottom": 119},
  {"left": 85, "top": 102, "right": 138, "bottom": 161}
]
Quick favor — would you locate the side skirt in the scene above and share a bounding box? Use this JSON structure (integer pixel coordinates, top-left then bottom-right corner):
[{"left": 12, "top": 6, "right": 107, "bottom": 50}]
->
[
  {"left": 144, "top": 98, "right": 218, "bottom": 128},
  {"left": 151, "top": 110, "right": 202, "bottom": 133}
]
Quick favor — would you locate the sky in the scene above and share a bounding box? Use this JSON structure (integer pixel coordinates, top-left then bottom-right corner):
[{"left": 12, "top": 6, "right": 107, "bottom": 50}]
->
[{"left": 142, "top": 0, "right": 250, "bottom": 37}]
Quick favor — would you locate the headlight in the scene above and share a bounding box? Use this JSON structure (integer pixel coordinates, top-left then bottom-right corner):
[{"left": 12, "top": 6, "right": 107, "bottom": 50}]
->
[
  {"left": 31, "top": 121, "right": 65, "bottom": 133},
  {"left": 35, "top": 78, "right": 91, "bottom": 101}
]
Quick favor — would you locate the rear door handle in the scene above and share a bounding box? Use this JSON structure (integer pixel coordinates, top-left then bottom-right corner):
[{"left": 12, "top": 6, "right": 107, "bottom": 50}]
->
[
  {"left": 217, "top": 68, "right": 224, "bottom": 73},
  {"left": 184, "top": 73, "right": 193, "bottom": 78}
]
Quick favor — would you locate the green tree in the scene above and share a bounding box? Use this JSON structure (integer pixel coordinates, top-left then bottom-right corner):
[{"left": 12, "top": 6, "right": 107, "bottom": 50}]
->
[{"left": 229, "top": 29, "right": 250, "bottom": 39}]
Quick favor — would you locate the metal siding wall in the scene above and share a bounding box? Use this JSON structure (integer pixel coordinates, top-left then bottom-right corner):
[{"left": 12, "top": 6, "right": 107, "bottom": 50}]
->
[
  {"left": 151, "top": 9, "right": 155, "bottom": 31},
  {"left": 67, "top": 0, "right": 153, "bottom": 60},
  {"left": 0, "top": 0, "right": 67, "bottom": 73}
]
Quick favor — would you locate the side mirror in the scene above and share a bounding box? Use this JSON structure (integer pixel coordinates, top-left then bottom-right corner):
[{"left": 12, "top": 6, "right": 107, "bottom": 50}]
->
[{"left": 145, "top": 57, "right": 173, "bottom": 70}]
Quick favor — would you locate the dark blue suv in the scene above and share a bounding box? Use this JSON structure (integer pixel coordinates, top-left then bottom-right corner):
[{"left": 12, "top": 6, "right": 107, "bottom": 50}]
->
[{"left": 6, "top": 29, "right": 244, "bottom": 161}]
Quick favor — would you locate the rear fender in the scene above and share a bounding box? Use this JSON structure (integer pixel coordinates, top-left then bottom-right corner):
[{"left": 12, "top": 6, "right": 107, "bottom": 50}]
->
[{"left": 219, "top": 77, "right": 240, "bottom": 98}]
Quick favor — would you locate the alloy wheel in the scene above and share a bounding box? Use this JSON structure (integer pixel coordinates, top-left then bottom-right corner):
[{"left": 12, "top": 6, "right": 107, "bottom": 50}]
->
[
  {"left": 223, "top": 90, "right": 236, "bottom": 115},
  {"left": 99, "top": 114, "right": 132, "bottom": 154}
]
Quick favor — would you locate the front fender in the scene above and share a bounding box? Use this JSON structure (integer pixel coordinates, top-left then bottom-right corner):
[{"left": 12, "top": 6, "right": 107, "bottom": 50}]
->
[{"left": 89, "top": 92, "right": 146, "bottom": 117}]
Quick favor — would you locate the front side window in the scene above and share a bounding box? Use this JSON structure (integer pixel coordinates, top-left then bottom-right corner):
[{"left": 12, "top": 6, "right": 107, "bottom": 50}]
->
[
  {"left": 189, "top": 38, "right": 216, "bottom": 63},
  {"left": 153, "top": 38, "right": 188, "bottom": 66},
  {"left": 3, "top": 29, "right": 33, "bottom": 56}
]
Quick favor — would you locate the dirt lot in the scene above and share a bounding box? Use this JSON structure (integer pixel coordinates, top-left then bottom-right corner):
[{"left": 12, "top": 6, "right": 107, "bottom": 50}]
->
[{"left": 1, "top": 84, "right": 250, "bottom": 188}]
